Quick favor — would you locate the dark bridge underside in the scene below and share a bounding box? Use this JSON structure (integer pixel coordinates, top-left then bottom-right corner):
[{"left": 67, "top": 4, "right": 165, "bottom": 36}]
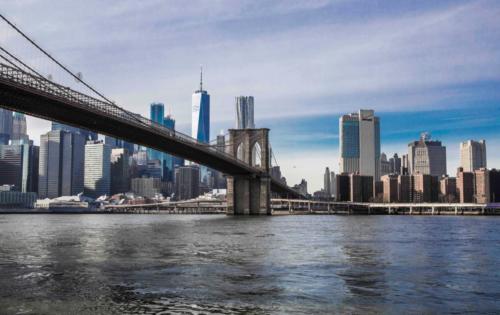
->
[{"left": 0, "top": 78, "right": 304, "bottom": 198}]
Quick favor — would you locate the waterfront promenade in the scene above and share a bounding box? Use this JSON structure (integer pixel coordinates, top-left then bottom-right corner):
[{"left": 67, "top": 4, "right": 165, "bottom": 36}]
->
[{"left": 99, "top": 199, "right": 500, "bottom": 216}]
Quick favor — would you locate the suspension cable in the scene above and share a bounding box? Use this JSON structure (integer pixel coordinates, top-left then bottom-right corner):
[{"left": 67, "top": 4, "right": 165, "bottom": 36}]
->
[{"left": 0, "top": 13, "right": 114, "bottom": 105}]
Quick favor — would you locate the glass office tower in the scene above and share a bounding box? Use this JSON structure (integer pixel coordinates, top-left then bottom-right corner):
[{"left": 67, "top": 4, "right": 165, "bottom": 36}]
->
[
  {"left": 0, "top": 108, "right": 13, "bottom": 145},
  {"left": 191, "top": 69, "right": 210, "bottom": 186},
  {"left": 51, "top": 122, "right": 97, "bottom": 141},
  {"left": 163, "top": 114, "right": 175, "bottom": 181},
  {"left": 235, "top": 96, "right": 255, "bottom": 129},
  {"left": 148, "top": 103, "right": 165, "bottom": 162},
  {"left": 192, "top": 69, "right": 210, "bottom": 143},
  {"left": 339, "top": 109, "right": 381, "bottom": 180}
]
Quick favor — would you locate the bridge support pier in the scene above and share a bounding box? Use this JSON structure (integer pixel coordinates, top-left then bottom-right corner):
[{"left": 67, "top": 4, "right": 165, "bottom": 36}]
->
[
  {"left": 226, "top": 175, "right": 271, "bottom": 215},
  {"left": 226, "top": 128, "right": 271, "bottom": 215}
]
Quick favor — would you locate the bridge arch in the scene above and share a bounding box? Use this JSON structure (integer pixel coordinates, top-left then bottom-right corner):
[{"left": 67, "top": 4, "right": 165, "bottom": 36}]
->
[
  {"left": 251, "top": 141, "right": 261, "bottom": 167},
  {"left": 236, "top": 143, "right": 244, "bottom": 161}
]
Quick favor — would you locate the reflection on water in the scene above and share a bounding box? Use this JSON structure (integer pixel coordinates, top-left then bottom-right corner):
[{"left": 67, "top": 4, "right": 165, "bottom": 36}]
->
[{"left": 0, "top": 215, "right": 500, "bottom": 314}]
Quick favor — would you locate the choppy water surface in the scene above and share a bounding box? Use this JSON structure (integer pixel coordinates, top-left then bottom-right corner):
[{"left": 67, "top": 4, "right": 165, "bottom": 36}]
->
[{"left": 0, "top": 214, "right": 499, "bottom": 314}]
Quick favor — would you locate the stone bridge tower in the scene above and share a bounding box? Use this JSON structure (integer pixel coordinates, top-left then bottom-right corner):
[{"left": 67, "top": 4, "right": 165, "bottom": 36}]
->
[{"left": 226, "top": 128, "right": 271, "bottom": 215}]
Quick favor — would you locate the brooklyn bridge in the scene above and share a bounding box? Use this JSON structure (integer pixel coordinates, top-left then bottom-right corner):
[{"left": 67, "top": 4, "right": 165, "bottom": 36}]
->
[{"left": 0, "top": 14, "right": 304, "bottom": 215}]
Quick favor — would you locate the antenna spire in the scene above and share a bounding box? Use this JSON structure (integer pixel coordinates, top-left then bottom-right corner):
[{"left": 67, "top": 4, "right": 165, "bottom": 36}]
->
[{"left": 199, "top": 65, "right": 203, "bottom": 91}]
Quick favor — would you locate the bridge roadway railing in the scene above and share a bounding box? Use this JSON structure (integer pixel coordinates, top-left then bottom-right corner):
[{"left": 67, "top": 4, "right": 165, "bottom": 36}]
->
[{"left": 0, "top": 62, "right": 258, "bottom": 173}]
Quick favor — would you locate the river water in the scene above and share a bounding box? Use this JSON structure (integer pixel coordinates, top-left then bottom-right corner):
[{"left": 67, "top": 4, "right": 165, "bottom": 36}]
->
[{"left": 0, "top": 214, "right": 499, "bottom": 314}]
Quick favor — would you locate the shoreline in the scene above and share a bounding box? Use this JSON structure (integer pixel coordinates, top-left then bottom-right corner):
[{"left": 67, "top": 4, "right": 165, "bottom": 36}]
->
[{"left": 1, "top": 209, "right": 499, "bottom": 216}]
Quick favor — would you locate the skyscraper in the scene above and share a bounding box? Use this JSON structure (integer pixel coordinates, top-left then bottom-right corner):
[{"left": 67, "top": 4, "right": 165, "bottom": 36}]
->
[
  {"left": 293, "top": 179, "right": 308, "bottom": 196},
  {"left": 460, "top": 140, "right": 487, "bottom": 172},
  {"left": 175, "top": 165, "right": 200, "bottom": 200},
  {"left": 192, "top": 68, "right": 210, "bottom": 143},
  {"left": 401, "top": 154, "right": 409, "bottom": 175},
  {"left": 0, "top": 108, "right": 13, "bottom": 145},
  {"left": 389, "top": 153, "right": 402, "bottom": 175},
  {"left": 110, "top": 148, "right": 130, "bottom": 195},
  {"left": 11, "top": 112, "right": 28, "bottom": 142},
  {"left": 0, "top": 140, "right": 39, "bottom": 193},
  {"left": 235, "top": 96, "right": 255, "bottom": 129},
  {"left": 380, "top": 153, "right": 390, "bottom": 176},
  {"left": 104, "top": 135, "right": 134, "bottom": 153},
  {"left": 51, "top": 122, "right": 97, "bottom": 141},
  {"left": 147, "top": 102, "right": 178, "bottom": 181},
  {"left": 148, "top": 103, "right": 165, "bottom": 161},
  {"left": 339, "top": 109, "right": 381, "bottom": 179},
  {"left": 330, "top": 171, "right": 336, "bottom": 197},
  {"left": 408, "top": 133, "right": 447, "bottom": 177},
  {"left": 192, "top": 68, "right": 210, "bottom": 189},
  {"left": 324, "top": 167, "right": 331, "bottom": 196},
  {"left": 212, "top": 133, "right": 226, "bottom": 188},
  {"left": 84, "top": 141, "right": 111, "bottom": 198},
  {"left": 163, "top": 114, "right": 176, "bottom": 181},
  {"left": 38, "top": 130, "right": 85, "bottom": 198}
]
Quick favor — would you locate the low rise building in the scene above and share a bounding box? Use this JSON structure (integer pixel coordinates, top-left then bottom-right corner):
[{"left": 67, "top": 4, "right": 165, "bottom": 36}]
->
[
  {"left": 131, "top": 177, "right": 162, "bottom": 199},
  {"left": 350, "top": 174, "right": 373, "bottom": 202},
  {"left": 0, "top": 191, "right": 37, "bottom": 208},
  {"left": 457, "top": 167, "right": 474, "bottom": 203},
  {"left": 474, "top": 168, "right": 490, "bottom": 204},
  {"left": 489, "top": 169, "right": 500, "bottom": 202},
  {"left": 335, "top": 173, "right": 350, "bottom": 201},
  {"left": 439, "top": 176, "right": 457, "bottom": 202}
]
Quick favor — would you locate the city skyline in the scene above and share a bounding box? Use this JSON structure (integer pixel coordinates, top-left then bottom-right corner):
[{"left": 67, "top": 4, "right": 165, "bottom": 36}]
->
[{"left": 2, "top": 0, "right": 500, "bottom": 192}]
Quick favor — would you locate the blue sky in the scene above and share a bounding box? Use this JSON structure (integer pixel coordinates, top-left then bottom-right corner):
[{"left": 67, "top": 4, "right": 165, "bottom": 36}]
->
[{"left": 1, "top": 0, "right": 500, "bottom": 191}]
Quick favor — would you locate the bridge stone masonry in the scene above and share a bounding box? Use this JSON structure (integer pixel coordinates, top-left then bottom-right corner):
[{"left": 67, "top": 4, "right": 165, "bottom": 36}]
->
[{"left": 226, "top": 128, "right": 271, "bottom": 215}]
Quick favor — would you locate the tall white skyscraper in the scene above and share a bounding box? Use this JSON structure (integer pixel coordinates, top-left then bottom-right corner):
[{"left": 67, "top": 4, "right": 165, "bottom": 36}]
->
[
  {"left": 323, "top": 167, "right": 336, "bottom": 197},
  {"left": 235, "top": 96, "right": 255, "bottom": 129},
  {"left": 192, "top": 68, "right": 210, "bottom": 143},
  {"left": 84, "top": 141, "right": 111, "bottom": 198},
  {"left": 460, "top": 140, "right": 486, "bottom": 172},
  {"left": 330, "top": 171, "right": 336, "bottom": 197},
  {"left": 339, "top": 109, "right": 380, "bottom": 179}
]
